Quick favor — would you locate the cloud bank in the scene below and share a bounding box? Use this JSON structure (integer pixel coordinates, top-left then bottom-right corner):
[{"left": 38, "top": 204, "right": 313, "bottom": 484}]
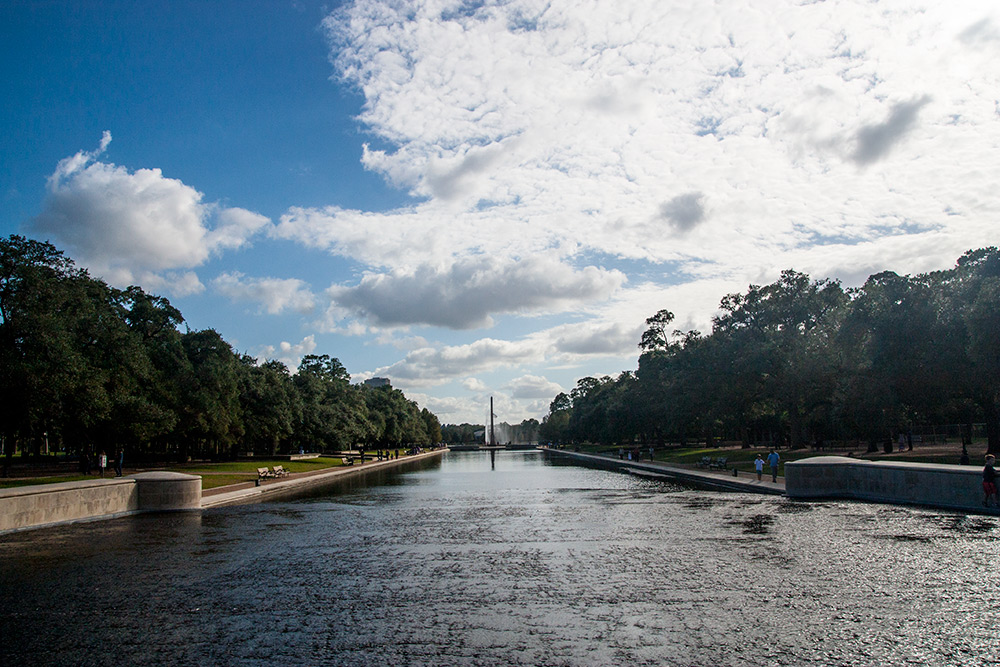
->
[{"left": 299, "top": 0, "right": 1000, "bottom": 420}]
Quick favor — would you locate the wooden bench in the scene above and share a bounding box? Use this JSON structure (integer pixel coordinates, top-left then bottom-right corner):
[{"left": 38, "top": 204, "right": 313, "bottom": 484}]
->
[
  {"left": 257, "top": 467, "right": 274, "bottom": 481},
  {"left": 272, "top": 465, "right": 288, "bottom": 477},
  {"left": 709, "top": 457, "right": 728, "bottom": 469},
  {"left": 341, "top": 457, "right": 354, "bottom": 466}
]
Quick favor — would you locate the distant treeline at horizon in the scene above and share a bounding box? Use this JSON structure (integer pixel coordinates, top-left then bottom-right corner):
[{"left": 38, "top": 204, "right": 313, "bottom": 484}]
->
[
  {"left": 538, "top": 247, "right": 1000, "bottom": 455},
  {"left": 0, "top": 235, "right": 441, "bottom": 468}
]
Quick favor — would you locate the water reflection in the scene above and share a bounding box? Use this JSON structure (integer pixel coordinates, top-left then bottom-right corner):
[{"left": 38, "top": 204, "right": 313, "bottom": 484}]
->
[{"left": 1, "top": 450, "right": 997, "bottom": 666}]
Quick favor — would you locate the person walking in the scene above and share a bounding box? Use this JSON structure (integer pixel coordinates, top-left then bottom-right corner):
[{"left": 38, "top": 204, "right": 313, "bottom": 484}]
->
[
  {"left": 754, "top": 454, "right": 764, "bottom": 481},
  {"left": 767, "top": 449, "right": 780, "bottom": 483},
  {"left": 98, "top": 451, "right": 107, "bottom": 478},
  {"left": 984, "top": 455, "right": 998, "bottom": 507},
  {"left": 114, "top": 449, "right": 123, "bottom": 477}
]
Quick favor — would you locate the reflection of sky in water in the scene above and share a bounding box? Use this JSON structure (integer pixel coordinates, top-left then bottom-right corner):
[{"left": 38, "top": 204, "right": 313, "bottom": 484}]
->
[{"left": 1, "top": 450, "right": 998, "bottom": 666}]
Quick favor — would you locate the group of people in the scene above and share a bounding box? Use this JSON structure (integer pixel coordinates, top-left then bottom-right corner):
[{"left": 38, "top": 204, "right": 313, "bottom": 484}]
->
[
  {"left": 375, "top": 449, "right": 400, "bottom": 461},
  {"left": 79, "top": 450, "right": 124, "bottom": 478},
  {"left": 617, "top": 447, "right": 656, "bottom": 462},
  {"left": 753, "top": 450, "right": 781, "bottom": 482}
]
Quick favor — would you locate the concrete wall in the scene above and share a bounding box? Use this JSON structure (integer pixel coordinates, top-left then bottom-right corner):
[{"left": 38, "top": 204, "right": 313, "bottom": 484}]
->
[
  {"left": 785, "top": 456, "right": 986, "bottom": 511},
  {"left": 0, "top": 472, "right": 201, "bottom": 534}
]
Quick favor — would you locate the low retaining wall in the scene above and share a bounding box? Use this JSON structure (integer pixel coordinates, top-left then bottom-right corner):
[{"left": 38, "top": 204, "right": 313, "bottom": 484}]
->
[
  {"left": 541, "top": 448, "right": 784, "bottom": 495},
  {"left": 0, "top": 472, "right": 201, "bottom": 534},
  {"left": 785, "top": 456, "right": 987, "bottom": 512}
]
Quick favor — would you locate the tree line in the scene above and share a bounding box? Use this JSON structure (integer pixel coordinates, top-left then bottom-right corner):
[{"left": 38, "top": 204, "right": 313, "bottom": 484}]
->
[
  {"left": 0, "top": 235, "right": 441, "bottom": 469},
  {"left": 539, "top": 248, "right": 1000, "bottom": 454},
  {"left": 441, "top": 418, "right": 540, "bottom": 445}
]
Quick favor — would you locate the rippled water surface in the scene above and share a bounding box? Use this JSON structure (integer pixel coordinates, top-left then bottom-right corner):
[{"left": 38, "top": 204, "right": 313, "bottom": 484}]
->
[{"left": 2, "top": 450, "right": 998, "bottom": 666}]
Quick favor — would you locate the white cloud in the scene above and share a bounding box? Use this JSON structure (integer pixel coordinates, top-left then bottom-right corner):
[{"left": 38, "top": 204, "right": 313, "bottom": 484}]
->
[
  {"left": 326, "top": 254, "right": 625, "bottom": 329},
  {"left": 462, "top": 377, "right": 489, "bottom": 393},
  {"left": 33, "top": 134, "right": 270, "bottom": 295},
  {"left": 256, "top": 335, "right": 317, "bottom": 370},
  {"left": 315, "top": 0, "right": 999, "bottom": 271},
  {"left": 504, "top": 374, "right": 564, "bottom": 399},
  {"left": 376, "top": 336, "right": 542, "bottom": 386},
  {"left": 213, "top": 272, "right": 316, "bottom": 315}
]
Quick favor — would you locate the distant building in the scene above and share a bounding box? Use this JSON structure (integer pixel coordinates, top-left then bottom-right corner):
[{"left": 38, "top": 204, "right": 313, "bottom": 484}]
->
[{"left": 364, "top": 377, "right": 391, "bottom": 388}]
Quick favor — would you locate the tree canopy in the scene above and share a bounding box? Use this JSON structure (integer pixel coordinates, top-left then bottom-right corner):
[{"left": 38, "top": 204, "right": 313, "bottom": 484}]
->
[
  {"left": 0, "top": 235, "right": 441, "bottom": 467},
  {"left": 540, "top": 248, "right": 1000, "bottom": 454}
]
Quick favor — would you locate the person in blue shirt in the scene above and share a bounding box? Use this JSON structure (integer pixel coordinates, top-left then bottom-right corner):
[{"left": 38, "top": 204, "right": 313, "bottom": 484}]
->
[{"left": 767, "top": 450, "right": 780, "bottom": 482}]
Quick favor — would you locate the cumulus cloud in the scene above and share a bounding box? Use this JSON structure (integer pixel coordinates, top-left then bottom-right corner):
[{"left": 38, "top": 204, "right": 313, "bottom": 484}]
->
[
  {"left": 314, "top": 1, "right": 1000, "bottom": 277},
  {"left": 550, "top": 321, "right": 645, "bottom": 358},
  {"left": 212, "top": 272, "right": 317, "bottom": 315},
  {"left": 32, "top": 133, "right": 270, "bottom": 294},
  {"left": 327, "top": 255, "right": 625, "bottom": 329},
  {"left": 376, "top": 337, "right": 543, "bottom": 386},
  {"left": 255, "top": 335, "right": 317, "bottom": 370},
  {"left": 462, "top": 377, "right": 490, "bottom": 393},
  {"left": 505, "top": 374, "right": 564, "bottom": 399}
]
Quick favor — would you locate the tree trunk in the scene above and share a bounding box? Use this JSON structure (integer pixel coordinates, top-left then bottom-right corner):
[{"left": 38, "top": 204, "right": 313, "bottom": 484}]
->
[
  {"left": 986, "top": 399, "right": 1000, "bottom": 455},
  {"left": 788, "top": 398, "right": 803, "bottom": 449}
]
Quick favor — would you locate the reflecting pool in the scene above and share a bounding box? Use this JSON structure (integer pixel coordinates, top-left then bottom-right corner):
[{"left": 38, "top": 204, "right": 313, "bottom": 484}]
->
[{"left": 1, "top": 450, "right": 997, "bottom": 666}]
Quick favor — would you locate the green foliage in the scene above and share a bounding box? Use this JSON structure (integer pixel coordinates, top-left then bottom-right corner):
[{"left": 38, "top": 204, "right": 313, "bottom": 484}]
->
[
  {"left": 0, "top": 235, "right": 440, "bottom": 465},
  {"left": 542, "top": 249, "right": 1000, "bottom": 453}
]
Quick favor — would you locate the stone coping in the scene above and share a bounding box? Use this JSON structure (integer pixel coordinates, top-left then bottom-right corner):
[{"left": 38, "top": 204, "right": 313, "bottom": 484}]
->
[
  {"left": 0, "top": 476, "right": 134, "bottom": 500},
  {"left": 785, "top": 455, "right": 994, "bottom": 514},
  {"left": 788, "top": 455, "right": 979, "bottom": 474},
  {"left": 540, "top": 448, "right": 785, "bottom": 495},
  {"left": 201, "top": 448, "right": 447, "bottom": 508}
]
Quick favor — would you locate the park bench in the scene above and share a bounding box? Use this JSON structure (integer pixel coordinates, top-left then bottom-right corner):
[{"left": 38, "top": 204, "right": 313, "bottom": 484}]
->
[
  {"left": 272, "top": 465, "right": 288, "bottom": 477},
  {"left": 257, "top": 467, "right": 274, "bottom": 481},
  {"left": 709, "top": 457, "right": 728, "bottom": 469},
  {"left": 697, "top": 456, "right": 712, "bottom": 468},
  {"left": 341, "top": 456, "right": 354, "bottom": 466}
]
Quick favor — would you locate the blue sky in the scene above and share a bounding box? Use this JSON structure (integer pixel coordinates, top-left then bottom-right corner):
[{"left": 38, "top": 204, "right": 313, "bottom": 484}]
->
[{"left": 3, "top": 0, "right": 999, "bottom": 425}]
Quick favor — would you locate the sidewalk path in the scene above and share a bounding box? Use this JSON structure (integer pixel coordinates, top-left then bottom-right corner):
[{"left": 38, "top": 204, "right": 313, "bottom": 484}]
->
[{"left": 540, "top": 448, "right": 786, "bottom": 495}]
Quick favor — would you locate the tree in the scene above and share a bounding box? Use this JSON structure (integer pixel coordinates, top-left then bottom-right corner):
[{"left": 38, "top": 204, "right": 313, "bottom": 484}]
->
[
  {"left": 238, "top": 357, "right": 300, "bottom": 455},
  {"left": 639, "top": 309, "right": 674, "bottom": 352},
  {"left": 177, "top": 329, "right": 243, "bottom": 459},
  {"left": 0, "top": 236, "right": 103, "bottom": 464},
  {"left": 294, "top": 354, "right": 369, "bottom": 452},
  {"left": 421, "top": 408, "right": 442, "bottom": 444},
  {"left": 944, "top": 248, "right": 1000, "bottom": 453}
]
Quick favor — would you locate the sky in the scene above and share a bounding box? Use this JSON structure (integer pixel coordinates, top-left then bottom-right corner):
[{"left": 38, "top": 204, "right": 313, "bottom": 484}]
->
[{"left": 3, "top": 0, "right": 999, "bottom": 426}]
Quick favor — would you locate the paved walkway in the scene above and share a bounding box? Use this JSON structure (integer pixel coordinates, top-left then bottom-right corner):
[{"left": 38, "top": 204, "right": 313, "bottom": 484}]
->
[{"left": 540, "top": 448, "right": 786, "bottom": 495}]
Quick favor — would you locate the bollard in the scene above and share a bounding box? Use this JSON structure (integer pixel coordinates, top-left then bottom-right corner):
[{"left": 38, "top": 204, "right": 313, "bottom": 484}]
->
[{"left": 733, "top": 467, "right": 738, "bottom": 477}]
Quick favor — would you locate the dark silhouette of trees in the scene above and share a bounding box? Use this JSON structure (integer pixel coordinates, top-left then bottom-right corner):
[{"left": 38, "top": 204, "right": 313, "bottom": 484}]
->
[
  {"left": 542, "top": 249, "right": 1000, "bottom": 452},
  {"left": 0, "top": 235, "right": 440, "bottom": 469}
]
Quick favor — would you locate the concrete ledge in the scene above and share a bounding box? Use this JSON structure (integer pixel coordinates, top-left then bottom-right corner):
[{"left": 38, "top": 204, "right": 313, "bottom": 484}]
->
[
  {"left": 130, "top": 472, "right": 202, "bottom": 511},
  {"left": 201, "top": 449, "right": 447, "bottom": 508},
  {"left": 541, "top": 448, "right": 784, "bottom": 495},
  {"left": 0, "top": 478, "right": 139, "bottom": 534},
  {"left": 785, "top": 456, "right": 989, "bottom": 512},
  {"left": 0, "top": 472, "right": 202, "bottom": 534}
]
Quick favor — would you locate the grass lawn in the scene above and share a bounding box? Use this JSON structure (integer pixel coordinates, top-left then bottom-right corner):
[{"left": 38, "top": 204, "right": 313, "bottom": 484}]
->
[
  {"left": 0, "top": 474, "right": 96, "bottom": 489},
  {"left": 169, "top": 457, "right": 347, "bottom": 475},
  {"left": 0, "top": 456, "right": 355, "bottom": 490},
  {"left": 197, "top": 474, "right": 258, "bottom": 490}
]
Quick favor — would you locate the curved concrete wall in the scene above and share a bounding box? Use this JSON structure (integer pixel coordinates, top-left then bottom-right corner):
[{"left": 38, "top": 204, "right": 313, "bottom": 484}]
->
[
  {"left": 0, "top": 472, "right": 201, "bottom": 534},
  {"left": 131, "top": 472, "right": 202, "bottom": 511},
  {"left": 785, "top": 456, "right": 986, "bottom": 512}
]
